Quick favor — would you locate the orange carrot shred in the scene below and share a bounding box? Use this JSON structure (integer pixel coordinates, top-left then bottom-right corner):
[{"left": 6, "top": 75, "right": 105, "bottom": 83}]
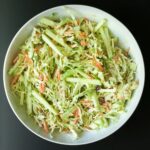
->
[
  {"left": 24, "top": 53, "right": 33, "bottom": 65},
  {"left": 11, "top": 75, "right": 19, "bottom": 85},
  {"left": 73, "top": 108, "right": 80, "bottom": 118},
  {"left": 93, "top": 59, "right": 104, "bottom": 72},
  {"left": 43, "top": 121, "right": 49, "bottom": 133},
  {"left": 73, "top": 119, "right": 79, "bottom": 124},
  {"left": 55, "top": 69, "right": 61, "bottom": 81},
  {"left": 13, "top": 55, "right": 18, "bottom": 64},
  {"left": 79, "top": 32, "right": 87, "bottom": 38},
  {"left": 34, "top": 47, "right": 39, "bottom": 52},
  {"left": 38, "top": 74, "right": 44, "bottom": 81},
  {"left": 39, "top": 82, "right": 45, "bottom": 93},
  {"left": 34, "top": 45, "right": 42, "bottom": 53},
  {"left": 57, "top": 72, "right": 61, "bottom": 81},
  {"left": 80, "top": 40, "right": 87, "bottom": 46}
]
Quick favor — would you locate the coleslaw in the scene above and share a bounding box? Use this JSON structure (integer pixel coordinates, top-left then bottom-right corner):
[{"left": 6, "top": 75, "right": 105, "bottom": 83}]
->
[{"left": 8, "top": 12, "right": 138, "bottom": 139}]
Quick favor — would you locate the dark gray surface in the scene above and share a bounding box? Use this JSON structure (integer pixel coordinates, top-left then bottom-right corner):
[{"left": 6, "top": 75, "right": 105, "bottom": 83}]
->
[{"left": 0, "top": 0, "right": 150, "bottom": 149}]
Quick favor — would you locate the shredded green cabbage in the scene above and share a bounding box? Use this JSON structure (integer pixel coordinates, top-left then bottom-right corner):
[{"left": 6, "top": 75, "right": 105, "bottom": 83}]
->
[{"left": 8, "top": 10, "right": 138, "bottom": 139}]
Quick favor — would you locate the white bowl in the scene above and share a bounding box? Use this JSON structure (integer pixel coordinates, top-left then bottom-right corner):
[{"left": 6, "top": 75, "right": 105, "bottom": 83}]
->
[{"left": 3, "top": 5, "right": 145, "bottom": 145}]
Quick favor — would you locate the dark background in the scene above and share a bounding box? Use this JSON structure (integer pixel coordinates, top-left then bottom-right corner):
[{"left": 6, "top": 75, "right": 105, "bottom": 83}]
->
[{"left": 0, "top": 0, "right": 150, "bottom": 149}]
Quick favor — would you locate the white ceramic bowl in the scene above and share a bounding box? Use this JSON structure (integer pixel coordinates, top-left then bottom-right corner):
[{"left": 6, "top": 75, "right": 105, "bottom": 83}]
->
[{"left": 3, "top": 5, "right": 145, "bottom": 145}]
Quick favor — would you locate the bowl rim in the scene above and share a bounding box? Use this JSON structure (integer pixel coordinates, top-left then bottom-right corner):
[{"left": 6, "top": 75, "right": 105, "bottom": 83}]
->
[{"left": 3, "top": 4, "right": 145, "bottom": 145}]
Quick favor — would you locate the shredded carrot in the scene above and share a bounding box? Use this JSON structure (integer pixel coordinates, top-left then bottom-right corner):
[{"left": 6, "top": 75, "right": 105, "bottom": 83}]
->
[
  {"left": 11, "top": 75, "right": 19, "bottom": 85},
  {"left": 12, "top": 55, "right": 18, "bottom": 64},
  {"left": 43, "top": 121, "right": 49, "bottom": 133},
  {"left": 80, "top": 40, "right": 88, "bottom": 46},
  {"left": 22, "top": 51, "right": 28, "bottom": 55},
  {"left": 39, "top": 82, "right": 45, "bottom": 93},
  {"left": 57, "top": 72, "right": 61, "bottom": 81},
  {"left": 93, "top": 59, "right": 104, "bottom": 72},
  {"left": 34, "top": 47, "right": 39, "bottom": 53},
  {"left": 55, "top": 69, "right": 61, "bottom": 81},
  {"left": 73, "top": 118, "right": 79, "bottom": 124},
  {"left": 38, "top": 74, "right": 44, "bottom": 81},
  {"left": 79, "top": 32, "right": 87, "bottom": 38},
  {"left": 24, "top": 57, "right": 33, "bottom": 64},
  {"left": 39, "top": 73, "right": 48, "bottom": 82},
  {"left": 73, "top": 108, "right": 80, "bottom": 118},
  {"left": 34, "top": 45, "right": 42, "bottom": 52},
  {"left": 24, "top": 53, "right": 33, "bottom": 65}
]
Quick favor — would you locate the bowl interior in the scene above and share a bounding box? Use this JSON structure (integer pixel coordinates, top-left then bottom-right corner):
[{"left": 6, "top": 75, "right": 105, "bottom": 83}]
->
[{"left": 3, "top": 5, "right": 145, "bottom": 145}]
